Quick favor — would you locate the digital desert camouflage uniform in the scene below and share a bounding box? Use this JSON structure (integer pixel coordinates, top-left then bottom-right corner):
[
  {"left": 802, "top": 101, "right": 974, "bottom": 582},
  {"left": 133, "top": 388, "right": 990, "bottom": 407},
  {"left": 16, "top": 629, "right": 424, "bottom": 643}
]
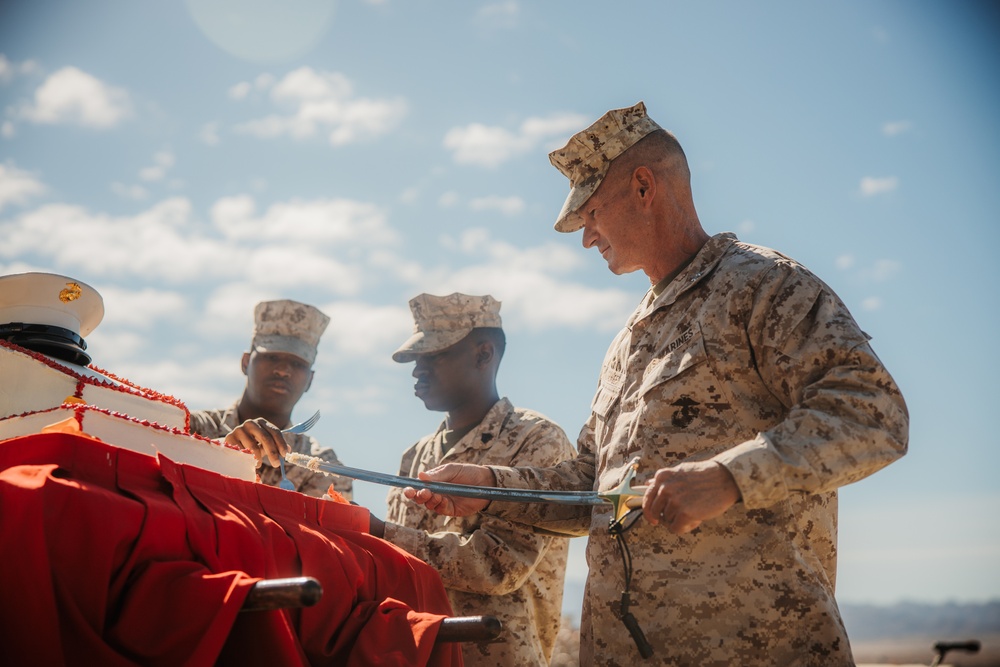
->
[
  {"left": 384, "top": 397, "right": 574, "bottom": 667},
  {"left": 488, "top": 233, "right": 909, "bottom": 666},
  {"left": 189, "top": 403, "right": 353, "bottom": 501}
]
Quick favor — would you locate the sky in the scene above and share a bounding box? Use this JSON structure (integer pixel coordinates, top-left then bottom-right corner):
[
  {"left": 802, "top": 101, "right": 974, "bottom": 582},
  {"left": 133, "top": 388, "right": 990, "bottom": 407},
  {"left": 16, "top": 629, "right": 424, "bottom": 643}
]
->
[{"left": 2, "top": 0, "right": 998, "bottom": 618}]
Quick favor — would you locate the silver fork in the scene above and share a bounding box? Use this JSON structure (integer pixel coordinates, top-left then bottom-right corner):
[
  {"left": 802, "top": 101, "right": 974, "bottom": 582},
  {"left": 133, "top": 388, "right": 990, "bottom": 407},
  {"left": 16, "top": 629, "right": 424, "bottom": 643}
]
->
[
  {"left": 281, "top": 409, "right": 321, "bottom": 434},
  {"left": 278, "top": 410, "right": 320, "bottom": 490}
]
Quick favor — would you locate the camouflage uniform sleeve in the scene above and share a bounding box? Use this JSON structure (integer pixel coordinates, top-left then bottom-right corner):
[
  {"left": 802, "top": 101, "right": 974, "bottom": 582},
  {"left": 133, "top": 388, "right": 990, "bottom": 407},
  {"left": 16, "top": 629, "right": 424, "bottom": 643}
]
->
[
  {"left": 486, "top": 419, "right": 598, "bottom": 536},
  {"left": 714, "top": 263, "right": 909, "bottom": 509},
  {"left": 383, "top": 419, "right": 575, "bottom": 594}
]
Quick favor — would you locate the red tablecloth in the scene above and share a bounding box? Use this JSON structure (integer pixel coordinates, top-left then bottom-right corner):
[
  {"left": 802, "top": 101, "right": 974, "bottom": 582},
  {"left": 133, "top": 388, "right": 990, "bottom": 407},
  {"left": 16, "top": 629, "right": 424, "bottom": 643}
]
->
[{"left": 0, "top": 431, "right": 462, "bottom": 666}]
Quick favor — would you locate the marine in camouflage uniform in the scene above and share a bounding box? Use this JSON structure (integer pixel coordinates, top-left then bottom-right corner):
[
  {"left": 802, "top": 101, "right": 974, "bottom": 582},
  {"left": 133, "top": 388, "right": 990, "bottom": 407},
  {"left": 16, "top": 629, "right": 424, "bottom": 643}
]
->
[
  {"left": 490, "top": 232, "right": 907, "bottom": 665},
  {"left": 378, "top": 293, "right": 574, "bottom": 667},
  {"left": 408, "top": 104, "right": 908, "bottom": 666},
  {"left": 190, "top": 299, "right": 351, "bottom": 500},
  {"left": 190, "top": 403, "right": 352, "bottom": 500}
]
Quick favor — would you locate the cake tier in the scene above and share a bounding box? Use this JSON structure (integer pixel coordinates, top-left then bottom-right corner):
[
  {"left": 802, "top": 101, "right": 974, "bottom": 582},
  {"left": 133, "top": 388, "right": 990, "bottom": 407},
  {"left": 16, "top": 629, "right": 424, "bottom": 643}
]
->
[
  {"left": 1, "top": 341, "right": 189, "bottom": 430},
  {"left": 0, "top": 402, "right": 256, "bottom": 481}
]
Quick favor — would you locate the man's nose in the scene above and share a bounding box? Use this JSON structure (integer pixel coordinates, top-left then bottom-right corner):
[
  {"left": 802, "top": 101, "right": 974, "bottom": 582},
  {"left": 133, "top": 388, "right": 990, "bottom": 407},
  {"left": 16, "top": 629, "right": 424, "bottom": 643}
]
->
[{"left": 581, "top": 218, "right": 598, "bottom": 249}]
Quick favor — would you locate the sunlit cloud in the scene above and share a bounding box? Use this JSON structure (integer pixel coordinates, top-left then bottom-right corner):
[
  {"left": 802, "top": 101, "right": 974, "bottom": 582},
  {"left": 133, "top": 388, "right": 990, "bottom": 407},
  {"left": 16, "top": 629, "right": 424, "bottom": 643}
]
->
[
  {"left": 16, "top": 66, "right": 132, "bottom": 129},
  {"left": 320, "top": 301, "right": 412, "bottom": 362},
  {"left": 868, "top": 259, "right": 902, "bottom": 282},
  {"left": 469, "top": 195, "right": 526, "bottom": 216},
  {"left": 881, "top": 120, "right": 913, "bottom": 137},
  {"left": 859, "top": 176, "right": 899, "bottom": 197},
  {"left": 438, "top": 191, "right": 460, "bottom": 208},
  {"left": 199, "top": 122, "right": 221, "bottom": 146},
  {"left": 4, "top": 194, "right": 635, "bottom": 373},
  {"left": 861, "top": 296, "right": 882, "bottom": 311},
  {"left": 231, "top": 67, "right": 408, "bottom": 146},
  {"left": 0, "top": 163, "right": 46, "bottom": 213},
  {"left": 476, "top": 1, "right": 520, "bottom": 28},
  {"left": 209, "top": 194, "right": 398, "bottom": 247},
  {"left": 228, "top": 81, "right": 252, "bottom": 100},
  {"left": 432, "top": 228, "right": 633, "bottom": 333},
  {"left": 835, "top": 255, "right": 901, "bottom": 290},
  {"left": 110, "top": 182, "right": 149, "bottom": 201},
  {"left": 443, "top": 111, "right": 589, "bottom": 167},
  {"left": 0, "top": 54, "right": 40, "bottom": 83},
  {"left": 99, "top": 285, "right": 189, "bottom": 330},
  {"left": 138, "top": 150, "right": 176, "bottom": 182}
]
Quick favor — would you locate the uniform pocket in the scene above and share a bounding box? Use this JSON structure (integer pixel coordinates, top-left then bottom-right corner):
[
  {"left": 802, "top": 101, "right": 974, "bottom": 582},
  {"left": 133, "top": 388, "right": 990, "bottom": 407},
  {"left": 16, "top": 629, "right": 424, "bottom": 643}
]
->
[{"left": 638, "top": 327, "right": 708, "bottom": 398}]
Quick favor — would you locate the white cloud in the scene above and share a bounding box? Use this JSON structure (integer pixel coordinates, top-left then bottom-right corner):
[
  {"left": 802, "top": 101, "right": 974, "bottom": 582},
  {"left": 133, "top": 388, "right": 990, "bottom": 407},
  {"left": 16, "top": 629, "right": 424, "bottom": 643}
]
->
[
  {"left": 200, "top": 122, "right": 221, "bottom": 146},
  {"left": 443, "top": 111, "right": 589, "bottom": 167},
  {"left": 3, "top": 194, "right": 632, "bottom": 368},
  {"left": 111, "top": 182, "right": 148, "bottom": 200},
  {"left": 438, "top": 191, "right": 460, "bottom": 208},
  {"left": 320, "top": 301, "right": 412, "bottom": 361},
  {"left": 0, "top": 198, "right": 238, "bottom": 282},
  {"left": 209, "top": 195, "right": 398, "bottom": 247},
  {"left": 429, "top": 228, "right": 632, "bottom": 332},
  {"left": 737, "top": 219, "right": 755, "bottom": 235},
  {"left": 1, "top": 121, "right": 14, "bottom": 138},
  {"left": 837, "top": 256, "right": 901, "bottom": 284},
  {"left": 231, "top": 67, "right": 407, "bottom": 146},
  {"left": 138, "top": 150, "right": 176, "bottom": 182},
  {"left": 99, "top": 285, "right": 188, "bottom": 330},
  {"left": 443, "top": 123, "right": 522, "bottom": 167},
  {"left": 228, "top": 81, "right": 252, "bottom": 100},
  {"left": 17, "top": 66, "right": 132, "bottom": 129},
  {"left": 861, "top": 296, "right": 882, "bottom": 311},
  {"left": 0, "top": 55, "right": 39, "bottom": 83},
  {"left": 869, "top": 259, "right": 902, "bottom": 282},
  {"left": 400, "top": 187, "right": 419, "bottom": 204},
  {"left": 0, "top": 163, "right": 46, "bottom": 213},
  {"left": 859, "top": 176, "right": 899, "bottom": 197},
  {"left": 469, "top": 195, "right": 525, "bottom": 216},
  {"left": 882, "top": 120, "right": 913, "bottom": 137},
  {"left": 476, "top": 1, "right": 520, "bottom": 28}
]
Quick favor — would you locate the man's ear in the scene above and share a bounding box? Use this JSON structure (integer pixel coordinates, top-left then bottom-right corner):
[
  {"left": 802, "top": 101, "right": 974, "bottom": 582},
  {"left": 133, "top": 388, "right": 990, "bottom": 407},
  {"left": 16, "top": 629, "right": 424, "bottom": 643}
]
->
[
  {"left": 634, "top": 166, "right": 655, "bottom": 204},
  {"left": 241, "top": 352, "right": 251, "bottom": 375},
  {"left": 476, "top": 341, "right": 495, "bottom": 369}
]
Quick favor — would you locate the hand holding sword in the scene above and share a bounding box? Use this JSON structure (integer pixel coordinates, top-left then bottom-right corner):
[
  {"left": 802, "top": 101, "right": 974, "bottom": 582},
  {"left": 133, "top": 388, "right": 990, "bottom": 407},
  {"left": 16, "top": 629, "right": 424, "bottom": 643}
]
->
[
  {"left": 230, "top": 410, "right": 742, "bottom": 534},
  {"left": 400, "top": 457, "right": 740, "bottom": 533}
]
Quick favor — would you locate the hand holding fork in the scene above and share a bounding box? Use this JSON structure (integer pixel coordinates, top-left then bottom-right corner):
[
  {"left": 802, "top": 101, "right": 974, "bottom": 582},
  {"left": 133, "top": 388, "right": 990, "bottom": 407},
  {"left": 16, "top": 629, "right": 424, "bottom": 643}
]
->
[{"left": 223, "top": 410, "right": 321, "bottom": 492}]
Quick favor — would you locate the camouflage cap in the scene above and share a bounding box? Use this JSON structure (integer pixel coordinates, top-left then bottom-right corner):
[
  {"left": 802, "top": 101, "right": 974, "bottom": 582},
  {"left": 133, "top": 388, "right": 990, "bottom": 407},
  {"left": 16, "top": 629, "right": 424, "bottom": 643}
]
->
[
  {"left": 0, "top": 272, "right": 105, "bottom": 365},
  {"left": 251, "top": 299, "right": 330, "bottom": 366},
  {"left": 548, "top": 100, "right": 663, "bottom": 233},
  {"left": 392, "top": 293, "right": 502, "bottom": 363}
]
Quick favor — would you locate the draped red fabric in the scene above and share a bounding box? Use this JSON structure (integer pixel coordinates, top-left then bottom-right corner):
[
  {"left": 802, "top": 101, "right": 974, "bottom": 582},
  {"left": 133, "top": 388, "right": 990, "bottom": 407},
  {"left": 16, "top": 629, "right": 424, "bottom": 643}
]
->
[{"left": 0, "top": 432, "right": 463, "bottom": 667}]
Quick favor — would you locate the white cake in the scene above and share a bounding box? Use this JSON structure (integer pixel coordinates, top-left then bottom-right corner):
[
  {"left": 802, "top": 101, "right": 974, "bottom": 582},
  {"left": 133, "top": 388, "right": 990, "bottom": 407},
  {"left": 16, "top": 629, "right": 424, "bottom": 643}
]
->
[
  {"left": 0, "top": 339, "right": 257, "bottom": 481},
  {"left": 0, "top": 401, "right": 255, "bottom": 481},
  {"left": 1, "top": 340, "right": 189, "bottom": 429}
]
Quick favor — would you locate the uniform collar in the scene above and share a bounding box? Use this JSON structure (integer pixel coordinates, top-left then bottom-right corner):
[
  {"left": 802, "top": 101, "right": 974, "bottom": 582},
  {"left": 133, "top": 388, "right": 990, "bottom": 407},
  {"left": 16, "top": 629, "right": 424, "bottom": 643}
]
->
[
  {"left": 631, "top": 232, "right": 738, "bottom": 324},
  {"left": 435, "top": 397, "right": 514, "bottom": 455}
]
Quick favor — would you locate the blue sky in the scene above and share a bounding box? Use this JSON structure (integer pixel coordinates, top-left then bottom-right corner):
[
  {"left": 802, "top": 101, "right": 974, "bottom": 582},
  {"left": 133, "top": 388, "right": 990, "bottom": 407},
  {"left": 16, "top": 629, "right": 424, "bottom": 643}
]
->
[{"left": 2, "top": 0, "right": 998, "bottom": 614}]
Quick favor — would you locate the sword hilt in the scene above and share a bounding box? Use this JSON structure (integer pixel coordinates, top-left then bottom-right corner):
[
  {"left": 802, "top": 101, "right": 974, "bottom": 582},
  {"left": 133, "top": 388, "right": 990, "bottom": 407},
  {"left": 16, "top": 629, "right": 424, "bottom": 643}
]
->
[{"left": 598, "top": 457, "right": 648, "bottom": 526}]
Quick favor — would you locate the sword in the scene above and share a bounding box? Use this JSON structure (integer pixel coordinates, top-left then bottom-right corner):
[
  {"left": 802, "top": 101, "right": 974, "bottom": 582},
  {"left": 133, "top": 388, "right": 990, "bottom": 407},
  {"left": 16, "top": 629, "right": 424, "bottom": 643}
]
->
[{"left": 284, "top": 453, "right": 649, "bottom": 525}]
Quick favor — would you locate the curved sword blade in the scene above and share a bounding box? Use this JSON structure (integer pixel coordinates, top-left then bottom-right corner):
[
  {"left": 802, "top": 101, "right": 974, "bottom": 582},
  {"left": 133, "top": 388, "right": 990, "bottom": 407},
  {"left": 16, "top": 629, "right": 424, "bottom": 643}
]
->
[{"left": 285, "top": 452, "right": 605, "bottom": 505}]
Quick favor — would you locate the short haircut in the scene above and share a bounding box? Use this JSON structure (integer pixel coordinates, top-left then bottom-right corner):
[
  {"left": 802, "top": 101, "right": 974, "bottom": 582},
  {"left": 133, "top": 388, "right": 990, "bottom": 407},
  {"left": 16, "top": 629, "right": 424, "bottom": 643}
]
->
[
  {"left": 472, "top": 327, "right": 506, "bottom": 361},
  {"left": 615, "top": 128, "right": 690, "bottom": 181}
]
